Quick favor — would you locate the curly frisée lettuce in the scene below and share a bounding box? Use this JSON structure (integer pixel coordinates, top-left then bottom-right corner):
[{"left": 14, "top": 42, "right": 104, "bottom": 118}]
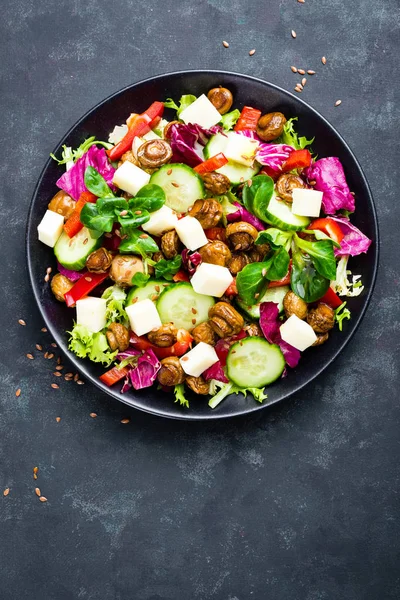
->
[
  {"left": 333, "top": 255, "right": 364, "bottom": 297},
  {"left": 277, "top": 117, "right": 314, "bottom": 151},
  {"left": 68, "top": 324, "right": 117, "bottom": 366},
  {"left": 174, "top": 383, "right": 189, "bottom": 408},
  {"left": 208, "top": 380, "right": 268, "bottom": 409},
  {"left": 101, "top": 286, "right": 128, "bottom": 326}
]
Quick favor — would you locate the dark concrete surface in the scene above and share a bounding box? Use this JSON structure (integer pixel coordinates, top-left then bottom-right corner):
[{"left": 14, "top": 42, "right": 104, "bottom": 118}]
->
[{"left": 1, "top": 1, "right": 399, "bottom": 599}]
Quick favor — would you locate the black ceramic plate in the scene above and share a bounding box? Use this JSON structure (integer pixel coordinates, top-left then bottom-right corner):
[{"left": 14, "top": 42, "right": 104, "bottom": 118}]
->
[{"left": 26, "top": 70, "right": 379, "bottom": 420}]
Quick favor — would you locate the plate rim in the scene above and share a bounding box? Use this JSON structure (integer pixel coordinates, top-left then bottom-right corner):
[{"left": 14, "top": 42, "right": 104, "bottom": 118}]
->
[{"left": 26, "top": 69, "right": 380, "bottom": 421}]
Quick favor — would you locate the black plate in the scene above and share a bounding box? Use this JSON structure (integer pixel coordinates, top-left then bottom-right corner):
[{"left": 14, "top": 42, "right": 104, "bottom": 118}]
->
[{"left": 26, "top": 70, "right": 379, "bottom": 420}]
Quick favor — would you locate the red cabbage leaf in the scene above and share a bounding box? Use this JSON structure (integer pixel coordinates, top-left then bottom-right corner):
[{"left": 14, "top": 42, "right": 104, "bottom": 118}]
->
[
  {"left": 305, "top": 157, "right": 355, "bottom": 214},
  {"left": 259, "top": 302, "right": 301, "bottom": 368},
  {"left": 56, "top": 146, "right": 116, "bottom": 201}
]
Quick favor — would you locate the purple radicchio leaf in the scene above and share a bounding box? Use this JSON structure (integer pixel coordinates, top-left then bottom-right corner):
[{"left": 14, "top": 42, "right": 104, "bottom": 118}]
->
[
  {"left": 168, "top": 123, "right": 222, "bottom": 168},
  {"left": 56, "top": 146, "right": 116, "bottom": 201},
  {"left": 259, "top": 302, "right": 301, "bottom": 369},
  {"left": 181, "top": 249, "right": 202, "bottom": 275},
  {"left": 304, "top": 157, "right": 355, "bottom": 214}
]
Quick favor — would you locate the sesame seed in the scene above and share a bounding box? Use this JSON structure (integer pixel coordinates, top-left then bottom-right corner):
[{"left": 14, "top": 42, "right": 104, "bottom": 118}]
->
[
  {"left": 291, "top": 66, "right": 297, "bottom": 73},
  {"left": 18, "top": 319, "right": 26, "bottom": 326},
  {"left": 291, "top": 30, "right": 297, "bottom": 38},
  {"left": 56, "top": 417, "right": 61, "bottom": 423},
  {"left": 90, "top": 413, "right": 97, "bottom": 418},
  {"left": 298, "top": 68, "right": 305, "bottom": 75},
  {"left": 26, "top": 353, "right": 34, "bottom": 360},
  {"left": 321, "top": 56, "right": 327, "bottom": 65},
  {"left": 41, "top": 327, "right": 47, "bottom": 332},
  {"left": 222, "top": 40, "right": 229, "bottom": 48},
  {"left": 39, "top": 496, "right": 47, "bottom": 502},
  {"left": 35, "top": 488, "right": 41, "bottom": 497},
  {"left": 249, "top": 49, "right": 256, "bottom": 56},
  {"left": 3, "top": 488, "right": 10, "bottom": 497},
  {"left": 302, "top": 77, "right": 307, "bottom": 86},
  {"left": 121, "top": 418, "right": 130, "bottom": 424},
  {"left": 335, "top": 99, "right": 342, "bottom": 107},
  {"left": 171, "top": 182, "right": 180, "bottom": 188},
  {"left": 36, "top": 344, "right": 42, "bottom": 351},
  {"left": 307, "top": 70, "right": 316, "bottom": 75}
]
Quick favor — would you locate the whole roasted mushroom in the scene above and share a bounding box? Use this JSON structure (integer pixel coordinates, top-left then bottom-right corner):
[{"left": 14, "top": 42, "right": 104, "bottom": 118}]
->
[
  {"left": 256, "top": 112, "right": 287, "bottom": 142},
  {"left": 50, "top": 273, "right": 74, "bottom": 302},
  {"left": 185, "top": 375, "right": 210, "bottom": 395},
  {"left": 209, "top": 302, "right": 244, "bottom": 338},
  {"left": 86, "top": 247, "right": 113, "bottom": 273},
  {"left": 48, "top": 190, "right": 75, "bottom": 220},
  {"left": 226, "top": 221, "right": 258, "bottom": 251},
  {"left": 188, "top": 198, "right": 223, "bottom": 229},
  {"left": 157, "top": 356, "right": 186, "bottom": 386},
  {"left": 247, "top": 243, "right": 271, "bottom": 263},
  {"left": 244, "top": 323, "right": 263, "bottom": 337},
  {"left": 109, "top": 255, "right": 145, "bottom": 288},
  {"left": 227, "top": 253, "right": 250, "bottom": 276},
  {"left": 283, "top": 291, "right": 308, "bottom": 320},
  {"left": 207, "top": 87, "right": 233, "bottom": 115},
  {"left": 307, "top": 303, "right": 335, "bottom": 333},
  {"left": 199, "top": 241, "right": 232, "bottom": 267},
  {"left": 191, "top": 322, "right": 217, "bottom": 346},
  {"left": 137, "top": 139, "right": 172, "bottom": 169},
  {"left": 106, "top": 323, "right": 130, "bottom": 352},
  {"left": 201, "top": 172, "right": 231, "bottom": 196},
  {"left": 147, "top": 323, "right": 178, "bottom": 347},
  {"left": 275, "top": 173, "right": 307, "bottom": 203},
  {"left": 161, "top": 230, "right": 181, "bottom": 259}
]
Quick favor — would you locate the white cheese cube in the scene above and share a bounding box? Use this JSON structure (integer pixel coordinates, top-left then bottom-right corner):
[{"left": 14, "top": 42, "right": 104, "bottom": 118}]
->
[
  {"left": 179, "top": 342, "right": 219, "bottom": 377},
  {"left": 179, "top": 94, "right": 222, "bottom": 129},
  {"left": 279, "top": 314, "right": 317, "bottom": 351},
  {"left": 125, "top": 299, "right": 162, "bottom": 336},
  {"left": 175, "top": 216, "right": 208, "bottom": 251},
  {"left": 291, "top": 188, "right": 323, "bottom": 218},
  {"left": 76, "top": 297, "right": 107, "bottom": 333},
  {"left": 224, "top": 132, "right": 259, "bottom": 167},
  {"left": 190, "top": 263, "right": 233, "bottom": 298},
  {"left": 113, "top": 161, "right": 150, "bottom": 197},
  {"left": 142, "top": 205, "right": 178, "bottom": 236},
  {"left": 37, "top": 210, "right": 64, "bottom": 248}
]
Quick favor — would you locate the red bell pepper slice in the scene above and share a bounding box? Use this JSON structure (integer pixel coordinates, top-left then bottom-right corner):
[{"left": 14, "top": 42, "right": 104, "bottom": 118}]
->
[
  {"left": 193, "top": 153, "right": 228, "bottom": 174},
  {"left": 224, "top": 278, "right": 238, "bottom": 296},
  {"left": 63, "top": 191, "right": 97, "bottom": 238},
  {"left": 107, "top": 101, "right": 165, "bottom": 161},
  {"left": 234, "top": 106, "right": 262, "bottom": 131},
  {"left": 260, "top": 166, "right": 281, "bottom": 181},
  {"left": 64, "top": 271, "right": 109, "bottom": 307},
  {"left": 173, "top": 270, "right": 190, "bottom": 283},
  {"left": 267, "top": 260, "right": 292, "bottom": 288},
  {"left": 281, "top": 149, "right": 312, "bottom": 172},
  {"left": 319, "top": 286, "right": 343, "bottom": 309},
  {"left": 309, "top": 217, "right": 345, "bottom": 244},
  {"left": 129, "top": 329, "right": 193, "bottom": 360},
  {"left": 100, "top": 366, "right": 130, "bottom": 386},
  {"left": 204, "top": 227, "right": 227, "bottom": 243}
]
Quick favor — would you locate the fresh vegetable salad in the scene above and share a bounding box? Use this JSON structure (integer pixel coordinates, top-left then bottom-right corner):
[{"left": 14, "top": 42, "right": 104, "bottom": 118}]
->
[{"left": 38, "top": 86, "right": 371, "bottom": 409}]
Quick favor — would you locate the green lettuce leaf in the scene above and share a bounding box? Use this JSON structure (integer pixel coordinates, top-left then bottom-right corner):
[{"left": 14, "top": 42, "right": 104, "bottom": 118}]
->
[
  {"left": 68, "top": 324, "right": 93, "bottom": 359},
  {"left": 50, "top": 136, "right": 112, "bottom": 166},
  {"left": 278, "top": 117, "right": 314, "bottom": 150},
  {"left": 208, "top": 381, "right": 267, "bottom": 409},
  {"left": 89, "top": 332, "right": 117, "bottom": 366},
  {"left": 164, "top": 95, "right": 197, "bottom": 118},
  {"left": 154, "top": 256, "right": 182, "bottom": 281},
  {"left": 101, "top": 285, "right": 128, "bottom": 326},
  {"left": 220, "top": 109, "right": 241, "bottom": 130},
  {"left": 174, "top": 384, "right": 189, "bottom": 408}
]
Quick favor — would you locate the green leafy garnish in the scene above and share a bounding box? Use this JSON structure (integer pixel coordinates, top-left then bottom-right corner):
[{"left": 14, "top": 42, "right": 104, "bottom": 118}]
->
[
  {"left": 119, "top": 229, "right": 159, "bottom": 258},
  {"left": 294, "top": 235, "right": 337, "bottom": 281},
  {"left": 174, "top": 384, "right": 189, "bottom": 408},
  {"left": 131, "top": 272, "right": 151, "bottom": 287},
  {"left": 50, "top": 136, "right": 112, "bottom": 166},
  {"left": 236, "top": 247, "right": 290, "bottom": 305},
  {"left": 208, "top": 380, "right": 267, "bottom": 409},
  {"left": 68, "top": 324, "right": 117, "bottom": 366},
  {"left": 242, "top": 175, "right": 274, "bottom": 222},
  {"left": 220, "top": 109, "right": 241, "bottom": 130},
  {"left": 256, "top": 228, "right": 293, "bottom": 252},
  {"left": 303, "top": 228, "right": 341, "bottom": 248},
  {"left": 277, "top": 117, "right": 314, "bottom": 150},
  {"left": 101, "top": 286, "right": 128, "bottom": 326},
  {"left": 164, "top": 95, "right": 197, "bottom": 118},
  {"left": 89, "top": 332, "right": 118, "bottom": 365},
  {"left": 128, "top": 184, "right": 165, "bottom": 213},
  {"left": 290, "top": 252, "right": 330, "bottom": 303},
  {"left": 335, "top": 301, "right": 351, "bottom": 331},
  {"left": 154, "top": 256, "right": 182, "bottom": 281},
  {"left": 84, "top": 165, "right": 115, "bottom": 198}
]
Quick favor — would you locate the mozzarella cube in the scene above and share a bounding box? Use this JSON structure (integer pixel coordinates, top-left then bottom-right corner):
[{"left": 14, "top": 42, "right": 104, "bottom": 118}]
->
[
  {"left": 142, "top": 205, "right": 178, "bottom": 236},
  {"left": 76, "top": 297, "right": 107, "bottom": 333},
  {"left": 224, "top": 132, "right": 259, "bottom": 167},
  {"left": 113, "top": 161, "right": 150, "bottom": 197},
  {"left": 175, "top": 216, "right": 208, "bottom": 251},
  {"left": 291, "top": 188, "right": 323, "bottom": 218},
  {"left": 125, "top": 299, "right": 162, "bottom": 336},
  {"left": 180, "top": 342, "right": 219, "bottom": 377},
  {"left": 191, "top": 263, "right": 233, "bottom": 297},
  {"left": 37, "top": 210, "right": 64, "bottom": 248},
  {"left": 279, "top": 314, "right": 317, "bottom": 351},
  {"left": 179, "top": 94, "right": 222, "bottom": 129}
]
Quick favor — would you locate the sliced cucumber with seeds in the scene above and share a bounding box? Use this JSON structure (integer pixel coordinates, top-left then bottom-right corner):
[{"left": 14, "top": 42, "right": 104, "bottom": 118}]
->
[
  {"left": 126, "top": 279, "right": 171, "bottom": 306},
  {"left": 54, "top": 227, "right": 102, "bottom": 271},
  {"left": 262, "top": 193, "right": 310, "bottom": 231},
  {"left": 226, "top": 336, "right": 285, "bottom": 388},
  {"left": 156, "top": 282, "right": 214, "bottom": 330},
  {"left": 150, "top": 164, "right": 205, "bottom": 212},
  {"left": 236, "top": 285, "right": 290, "bottom": 319},
  {"left": 203, "top": 132, "right": 260, "bottom": 185}
]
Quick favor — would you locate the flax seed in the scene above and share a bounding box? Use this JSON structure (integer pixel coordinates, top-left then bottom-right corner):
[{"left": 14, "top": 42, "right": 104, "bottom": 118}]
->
[
  {"left": 33, "top": 474, "right": 37, "bottom": 480},
  {"left": 56, "top": 417, "right": 61, "bottom": 422},
  {"left": 291, "top": 66, "right": 297, "bottom": 73},
  {"left": 121, "top": 418, "right": 130, "bottom": 424},
  {"left": 26, "top": 353, "right": 34, "bottom": 360},
  {"left": 104, "top": 232, "right": 112, "bottom": 238},
  {"left": 298, "top": 0, "right": 305, "bottom": 3},
  {"left": 309, "top": 180, "right": 316, "bottom": 185},
  {"left": 171, "top": 182, "right": 180, "bottom": 188},
  {"left": 33, "top": 467, "right": 38, "bottom": 475},
  {"left": 334, "top": 99, "right": 342, "bottom": 107},
  {"left": 51, "top": 343, "right": 57, "bottom": 348},
  {"left": 192, "top": 318, "right": 197, "bottom": 325},
  {"left": 249, "top": 49, "right": 256, "bottom": 56},
  {"left": 119, "top": 210, "right": 128, "bottom": 217},
  {"left": 53, "top": 372, "right": 62, "bottom": 377},
  {"left": 191, "top": 308, "right": 197, "bottom": 314},
  {"left": 247, "top": 179, "right": 253, "bottom": 187},
  {"left": 51, "top": 383, "right": 59, "bottom": 389},
  {"left": 139, "top": 234, "right": 149, "bottom": 239},
  {"left": 307, "top": 70, "right": 316, "bottom": 75},
  {"left": 262, "top": 269, "right": 267, "bottom": 277},
  {"left": 84, "top": 276, "right": 92, "bottom": 282},
  {"left": 35, "top": 488, "right": 41, "bottom": 497},
  {"left": 36, "top": 344, "right": 42, "bottom": 351},
  {"left": 3, "top": 488, "right": 10, "bottom": 497},
  {"left": 57, "top": 357, "right": 61, "bottom": 365},
  {"left": 83, "top": 238, "right": 88, "bottom": 245},
  {"left": 65, "top": 372, "right": 73, "bottom": 378},
  {"left": 90, "top": 413, "right": 97, "bottom": 418},
  {"left": 15, "top": 388, "right": 21, "bottom": 397},
  {"left": 167, "top": 168, "right": 173, "bottom": 175},
  {"left": 302, "top": 77, "right": 307, "bottom": 86},
  {"left": 76, "top": 380, "right": 84, "bottom": 385},
  {"left": 47, "top": 353, "right": 54, "bottom": 360},
  {"left": 18, "top": 319, "right": 26, "bottom": 326},
  {"left": 321, "top": 56, "right": 327, "bottom": 65},
  {"left": 298, "top": 68, "right": 305, "bottom": 75},
  {"left": 44, "top": 274, "right": 50, "bottom": 282},
  {"left": 155, "top": 285, "right": 160, "bottom": 292},
  {"left": 39, "top": 496, "right": 47, "bottom": 502},
  {"left": 41, "top": 327, "right": 47, "bottom": 332},
  {"left": 291, "top": 30, "right": 297, "bottom": 38},
  {"left": 222, "top": 40, "right": 229, "bottom": 48}
]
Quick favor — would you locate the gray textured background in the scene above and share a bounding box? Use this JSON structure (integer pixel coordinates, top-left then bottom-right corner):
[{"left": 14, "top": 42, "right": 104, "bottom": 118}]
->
[{"left": 1, "top": 1, "right": 399, "bottom": 599}]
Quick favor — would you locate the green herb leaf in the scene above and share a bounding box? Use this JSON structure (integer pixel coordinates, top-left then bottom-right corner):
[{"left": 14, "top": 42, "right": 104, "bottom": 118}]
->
[
  {"left": 335, "top": 301, "right": 351, "bottom": 331},
  {"left": 118, "top": 211, "right": 150, "bottom": 229},
  {"left": 220, "top": 109, "right": 241, "bottom": 130},
  {"left": 164, "top": 98, "right": 179, "bottom": 111},
  {"left": 236, "top": 261, "right": 271, "bottom": 306},
  {"left": 154, "top": 256, "right": 182, "bottom": 281},
  {"left": 277, "top": 117, "right": 314, "bottom": 151},
  {"left": 164, "top": 95, "right": 197, "bottom": 118},
  {"left": 303, "top": 228, "right": 341, "bottom": 248},
  {"left": 96, "top": 196, "right": 127, "bottom": 216},
  {"left": 242, "top": 175, "right": 274, "bottom": 221},
  {"left": 118, "top": 229, "right": 159, "bottom": 257},
  {"left": 294, "top": 235, "right": 337, "bottom": 280},
  {"left": 256, "top": 228, "right": 293, "bottom": 252},
  {"left": 174, "top": 383, "right": 189, "bottom": 408},
  {"left": 131, "top": 272, "right": 151, "bottom": 287},
  {"left": 267, "top": 246, "right": 290, "bottom": 281},
  {"left": 80, "top": 203, "right": 114, "bottom": 232},
  {"left": 290, "top": 252, "right": 330, "bottom": 303},
  {"left": 128, "top": 184, "right": 165, "bottom": 213},
  {"left": 84, "top": 166, "right": 114, "bottom": 198}
]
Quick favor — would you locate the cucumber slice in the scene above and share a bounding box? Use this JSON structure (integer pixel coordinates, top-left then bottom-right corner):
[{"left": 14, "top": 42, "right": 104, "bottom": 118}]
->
[
  {"left": 262, "top": 193, "right": 310, "bottom": 231},
  {"left": 156, "top": 282, "right": 214, "bottom": 330},
  {"left": 236, "top": 285, "right": 289, "bottom": 319},
  {"left": 150, "top": 164, "right": 205, "bottom": 212},
  {"left": 226, "top": 337, "right": 285, "bottom": 388},
  {"left": 204, "top": 132, "right": 260, "bottom": 185},
  {"left": 126, "top": 279, "right": 171, "bottom": 305},
  {"left": 54, "top": 227, "right": 102, "bottom": 271}
]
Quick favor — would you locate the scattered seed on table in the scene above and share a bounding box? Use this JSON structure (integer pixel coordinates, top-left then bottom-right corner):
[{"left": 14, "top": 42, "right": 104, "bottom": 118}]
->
[
  {"left": 298, "top": 0, "right": 305, "bottom": 3},
  {"left": 18, "top": 319, "right": 26, "bottom": 326},
  {"left": 46, "top": 267, "right": 52, "bottom": 274},
  {"left": 41, "top": 327, "right": 47, "bottom": 333},
  {"left": 15, "top": 388, "right": 21, "bottom": 397},
  {"left": 44, "top": 274, "right": 50, "bottom": 283},
  {"left": 302, "top": 77, "right": 307, "bottom": 86},
  {"left": 222, "top": 40, "right": 229, "bottom": 48},
  {"left": 53, "top": 372, "right": 62, "bottom": 377},
  {"left": 33, "top": 467, "right": 38, "bottom": 475},
  {"left": 51, "top": 343, "right": 57, "bottom": 348},
  {"left": 298, "top": 68, "right": 305, "bottom": 75},
  {"left": 307, "top": 70, "right": 316, "bottom": 75},
  {"left": 51, "top": 383, "right": 59, "bottom": 389},
  {"left": 294, "top": 88, "right": 302, "bottom": 93},
  {"left": 121, "top": 418, "right": 130, "bottom": 424},
  {"left": 47, "top": 353, "right": 54, "bottom": 360},
  {"left": 44, "top": 351, "right": 49, "bottom": 358},
  {"left": 321, "top": 56, "right": 327, "bottom": 65},
  {"left": 291, "top": 66, "right": 297, "bottom": 73},
  {"left": 74, "top": 374, "right": 79, "bottom": 382},
  {"left": 55, "top": 365, "right": 63, "bottom": 371},
  {"left": 39, "top": 496, "right": 47, "bottom": 503},
  {"left": 291, "top": 30, "right": 297, "bottom": 38},
  {"left": 56, "top": 417, "right": 61, "bottom": 423},
  {"left": 33, "top": 474, "right": 37, "bottom": 480},
  {"left": 26, "top": 353, "right": 34, "bottom": 360},
  {"left": 36, "top": 344, "right": 43, "bottom": 351},
  {"left": 65, "top": 372, "right": 73, "bottom": 378},
  {"left": 57, "top": 357, "right": 61, "bottom": 365},
  {"left": 76, "top": 380, "right": 84, "bottom": 385},
  {"left": 249, "top": 49, "right": 256, "bottom": 56},
  {"left": 35, "top": 488, "right": 41, "bottom": 497},
  {"left": 335, "top": 99, "right": 342, "bottom": 106},
  {"left": 90, "top": 413, "right": 97, "bottom": 418},
  {"left": 3, "top": 488, "right": 10, "bottom": 497}
]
